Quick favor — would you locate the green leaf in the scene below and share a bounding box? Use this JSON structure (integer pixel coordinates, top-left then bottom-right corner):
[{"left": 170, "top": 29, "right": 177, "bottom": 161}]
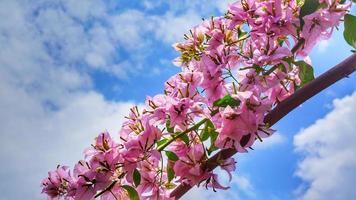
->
[
  {"left": 165, "top": 151, "right": 179, "bottom": 161},
  {"left": 294, "top": 61, "right": 314, "bottom": 87},
  {"left": 207, "top": 129, "right": 219, "bottom": 155},
  {"left": 200, "top": 128, "right": 210, "bottom": 142},
  {"left": 177, "top": 132, "right": 190, "bottom": 145},
  {"left": 299, "top": 0, "right": 320, "bottom": 28},
  {"left": 237, "top": 28, "right": 248, "bottom": 40},
  {"left": 167, "top": 166, "right": 175, "bottom": 182},
  {"left": 213, "top": 94, "right": 241, "bottom": 108},
  {"left": 300, "top": 0, "right": 320, "bottom": 17},
  {"left": 277, "top": 37, "right": 286, "bottom": 46},
  {"left": 296, "top": 0, "right": 305, "bottom": 7},
  {"left": 122, "top": 185, "right": 140, "bottom": 200},
  {"left": 200, "top": 120, "right": 215, "bottom": 142},
  {"left": 133, "top": 169, "right": 141, "bottom": 187},
  {"left": 343, "top": 14, "right": 356, "bottom": 49},
  {"left": 210, "top": 129, "right": 218, "bottom": 143},
  {"left": 157, "top": 138, "right": 168, "bottom": 147},
  {"left": 166, "top": 118, "right": 174, "bottom": 133}
]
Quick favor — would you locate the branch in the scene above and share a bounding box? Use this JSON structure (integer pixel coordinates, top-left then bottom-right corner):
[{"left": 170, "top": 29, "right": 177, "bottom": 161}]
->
[
  {"left": 170, "top": 53, "right": 356, "bottom": 199},
  {"left": 94, "top": 180, "right": 117, "bottom": 198}
]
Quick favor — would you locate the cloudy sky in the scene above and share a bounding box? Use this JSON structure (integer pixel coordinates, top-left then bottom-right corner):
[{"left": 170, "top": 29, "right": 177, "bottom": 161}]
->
[{"left": 0, "top": 0, "right": 355, "bottom": 200}]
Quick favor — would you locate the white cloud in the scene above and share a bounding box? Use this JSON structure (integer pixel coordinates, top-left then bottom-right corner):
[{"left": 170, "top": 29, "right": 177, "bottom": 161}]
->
[
  {"left": 182, "top": 173, "right": 255, "bottom": 200},
  {"left": 213, "top": 0, "right": 236, "bottom": 12},
  {"left": 183, "top": 183, "right": 242, "bottom": 200},
  {"left": 183, "top": 187, "right": 241, "bottom": 200},
  {"left": 0, "top": 0, "right": 137, "bottom": 199},
  {"left": 142, "top": 0, "right": 164, "bottom": 10},
  {"left": 253, "top": 132, "right": 287, "bottom": 150},
  {"left": 109, "top": 10, "right": 156, "bottom": 51},
  {"left": 232, "top": 175, "right": 256, "bottom": 199},
  {"left": 162, "top": 0, "right": 232, "bottom": 15},
  {"left": 316, "top": 39, "right": 331, "bottom": 54},
  {"left": 61, "top": 0, "right": 106, "bottom": 21},
  {"left": 0, "top": 88, "right": 135, "bottom": 199},
  {"left": 154, "top": 10, "right": 202, "bottom": 44},
  {"left": 0, "top": 0, "right": 177, "bottom": 81},
  {"left": 136, "top": 0, "right": 237, "bottom": 44},
  {"left": 294, "top": 91, "right": 356, "bottom": 200}
]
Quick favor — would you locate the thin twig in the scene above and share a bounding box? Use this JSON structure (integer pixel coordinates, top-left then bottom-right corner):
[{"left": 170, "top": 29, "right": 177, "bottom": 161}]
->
[
  {"left": 94, "top": 180, "right": 118, "bottom": 198},
  {"left": 157, "top": 119, "right": 208, "bottom": 151}
]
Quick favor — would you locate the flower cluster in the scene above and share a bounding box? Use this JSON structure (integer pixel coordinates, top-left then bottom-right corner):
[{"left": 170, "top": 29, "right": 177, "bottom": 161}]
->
[{"left": 41, "top": 0, "right": 351, "bottom": 199}]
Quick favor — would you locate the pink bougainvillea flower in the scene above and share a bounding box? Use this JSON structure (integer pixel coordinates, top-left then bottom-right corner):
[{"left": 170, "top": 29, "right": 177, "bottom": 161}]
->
[
  {"left": 174, "top": 144, "right": 211, "bottom": 185},
  {"left": 219, "top": 158, "right": 237, "bottom": 181},
  {"left": 84, "top": 132, "right": 118, "bottom": 158},
  {"left": 299, "top": 1, "right": 350, "bottom": 56},
  {"left": 41, "top": 166, "right": 77, "bottom": 200}
]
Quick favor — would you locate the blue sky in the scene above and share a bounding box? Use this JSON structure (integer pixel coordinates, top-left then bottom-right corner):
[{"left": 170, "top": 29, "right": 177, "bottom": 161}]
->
[{"left": 0, "top": 1, "right": 355, "bottom": 200}]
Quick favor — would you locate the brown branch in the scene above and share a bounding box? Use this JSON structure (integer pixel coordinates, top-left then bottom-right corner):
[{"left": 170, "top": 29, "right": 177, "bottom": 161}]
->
[{"left": 170, "top": 53, "right": 356, "bottom": 199}]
